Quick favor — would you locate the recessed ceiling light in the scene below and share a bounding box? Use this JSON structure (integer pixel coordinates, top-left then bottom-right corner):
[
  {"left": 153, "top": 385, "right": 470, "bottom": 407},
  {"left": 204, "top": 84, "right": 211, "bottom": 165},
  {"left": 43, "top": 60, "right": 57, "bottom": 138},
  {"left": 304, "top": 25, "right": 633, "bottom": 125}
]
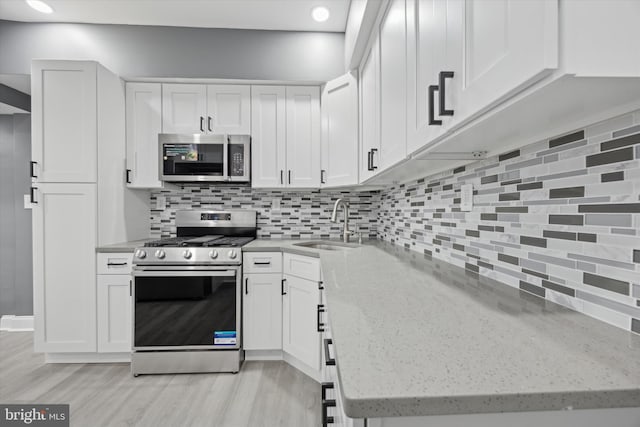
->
[
  {"left": 312, "top": 6, "right": 330, "bottom": 23},
  {"left": 25, "top": 0, "right": 53, "bottom": 14}
]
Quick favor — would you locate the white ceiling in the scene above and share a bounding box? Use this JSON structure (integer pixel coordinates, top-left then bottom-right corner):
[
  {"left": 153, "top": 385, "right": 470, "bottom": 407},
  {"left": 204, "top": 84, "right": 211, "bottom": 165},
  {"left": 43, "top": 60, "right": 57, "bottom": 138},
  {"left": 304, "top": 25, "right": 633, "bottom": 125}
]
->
[{"left": 0, "top": 0, "right": 350, "bottom": 32}]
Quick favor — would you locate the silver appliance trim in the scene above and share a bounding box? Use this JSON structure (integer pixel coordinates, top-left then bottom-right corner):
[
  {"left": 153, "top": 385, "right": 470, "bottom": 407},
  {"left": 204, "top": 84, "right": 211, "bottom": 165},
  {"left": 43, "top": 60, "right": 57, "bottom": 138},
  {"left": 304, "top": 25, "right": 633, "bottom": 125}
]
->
[
  {"left": 131, "top": 350, "right": 243, "bottom": 376},
  {"left": 158, "top": 133, "right": 250, "bottom": 182},
  {"left": 132, "top": 270, "right": 235, "bottom": 278}
]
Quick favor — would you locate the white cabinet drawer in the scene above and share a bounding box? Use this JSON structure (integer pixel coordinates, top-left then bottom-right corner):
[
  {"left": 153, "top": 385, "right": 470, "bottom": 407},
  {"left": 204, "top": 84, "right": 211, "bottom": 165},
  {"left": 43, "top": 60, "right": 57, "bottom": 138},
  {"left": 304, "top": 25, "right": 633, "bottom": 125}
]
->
[
  {"left": 283, "top": 253, "right": 320, "bottom": 282},
  {"left": 97, "top": 253, "right": 133, "bottom": 275},
  {"left": 243, "top": 252, "right": 282, "bottom": 274}
]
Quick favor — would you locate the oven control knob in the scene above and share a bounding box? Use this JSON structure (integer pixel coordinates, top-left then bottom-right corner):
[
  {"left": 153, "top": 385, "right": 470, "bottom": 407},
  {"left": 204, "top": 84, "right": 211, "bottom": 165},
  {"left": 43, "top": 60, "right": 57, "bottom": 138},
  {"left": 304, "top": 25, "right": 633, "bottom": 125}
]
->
[
  {"left": 228, "top": 250, "right": 237, "bottom": 259},
  {"left": 209, "top": 250, "right": 219, "bottom": 259},
  {"left": 183, "top": 250, "right": 193, "bottom": 260},
  {"left": 155, "top": 250, "right": 166, "bottom": 259},
  {"left": 135, "top": 249, "right": 146, "bottom": 259}
]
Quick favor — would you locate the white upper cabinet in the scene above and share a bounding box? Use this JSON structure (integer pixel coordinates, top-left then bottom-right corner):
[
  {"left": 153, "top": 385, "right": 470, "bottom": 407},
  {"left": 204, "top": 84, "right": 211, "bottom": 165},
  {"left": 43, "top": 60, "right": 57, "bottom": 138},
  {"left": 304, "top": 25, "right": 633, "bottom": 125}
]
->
[
  {"left": 206, "top": 85, "right": 251, "bottom": 134},
  {"left": 162, "top": 84, "right": 207, "bottom": 134},
  {"left": 251, "top": 85, "right": 287, "bottom": 188},
  {"left": 125, "top": 82, "right": 163, "bottom": 188},
  {"left": 406, "top": 0, "right": 450, "bottom": 154},
  {"left": 31, "top": 60, "right": 97, "bottom": 183},
  {"left": 321, "top": 72, "right": 359, "bottom": 188},
  {"left": 285, "top": 86, "right": 321, "bottom": 188},
  {"left": 378, "top": 0, "right": 408, "bottom": 171},
  {"left": 450, "top": 0, "right": 558, "bottom": 126},
  {"left": 162, "top": 84, "right": 250, "bottom": 135},
  {"left": 359, "top": 35, "right": 381, "bottom": 183}
]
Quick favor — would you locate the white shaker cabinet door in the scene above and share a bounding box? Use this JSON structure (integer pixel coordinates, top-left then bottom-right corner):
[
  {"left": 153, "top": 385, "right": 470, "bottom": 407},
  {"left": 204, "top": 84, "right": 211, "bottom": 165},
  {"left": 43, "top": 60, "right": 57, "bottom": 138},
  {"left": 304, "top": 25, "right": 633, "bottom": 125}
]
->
[
  {"left": 32, "top": 183, "right": 97, "bottom": 353},
  {"left": 31, "top": 60, "right": 97, "bottom": 183},
  {"left": 207, "top": 85, "right": 251, "bottom": 135},
  {"left": 378, "top": 0, "right": 408, "bottom": 171},
  {"left": 285, "top": 86, "right": 321, "bottom": 188},
  {"left": 243, "top": 273, "right": 283, "bottom": 351},
  {"left": 162, "top": 83, "right": 207, "bottom": 134},
  {"left": 251, "top": 85, "right": 287, "bottom": 188},
  {"left": 359, "top": 36, "right": 381, "bottom": 182},
  {"left": 125, "top": 82, "right": 163, "bottom": 188},
  {"left": 450, "top": 0, "right": 558, "bottom": 125},
  {"left": 282, "top": 274, "right": 320, "bottom": 371},
  {"left": 97, "top": 275, "right": 132, "bottom": 353},
  {"left": 321, "top": 72, "right": 359, "bottom": 188}
]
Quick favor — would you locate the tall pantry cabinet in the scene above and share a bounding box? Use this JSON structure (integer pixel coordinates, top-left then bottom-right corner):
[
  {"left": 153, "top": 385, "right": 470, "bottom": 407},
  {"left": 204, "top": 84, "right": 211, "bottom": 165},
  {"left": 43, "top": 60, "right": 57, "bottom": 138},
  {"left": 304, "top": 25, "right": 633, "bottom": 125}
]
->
[{"left": 31, "top": 60, "right": 149, "bottom": 354}]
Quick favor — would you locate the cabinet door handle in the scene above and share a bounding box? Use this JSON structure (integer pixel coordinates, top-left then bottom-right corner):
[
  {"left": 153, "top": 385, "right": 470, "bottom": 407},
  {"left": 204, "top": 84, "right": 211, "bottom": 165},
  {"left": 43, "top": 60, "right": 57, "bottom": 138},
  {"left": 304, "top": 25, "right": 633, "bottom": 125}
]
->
[
  {"left": 320, "top": 169, "right": 326, "bottom": 184},
  {"left": 428, "top": 85, "right": 442, "bottom": 125},
  {"left": 288, "top": 170, "right": 291, "bottom": 185},
  {"left": 129, "top": 280, "right": 132, "bottom": 297},
  {"left": 367, "top": 150, "right": 373, "bottom": 171},
  {"left": 245, "top": 277, "right": 249, "bottom": 295},
  {"left": 280, "top": 170, "right": 283, "bottom": 185},
  {"left": 30, "top": 187, "right": 37, "bottom": 204},
  {"left": 126, "top": 169, "right": 132, "bottom": 184},
  {"left": 438, "top": 71, "right": 455, "bottom": 116},
  {"left": 200, "top": 116, "right": 205, "bottom": 132},
  {"left": 371, "top": 148, "right": 378, "bottom": 170},
  {"left": 281, "top": 278, "right": 287, "bottom": 295},
  {"left": 324, "top": 338, "right": 336, "bottom": 366},
  {"left": 208, "top": 116, "right": 213, "bottom": 132},
  {"left": 321, "top": 382, "right": 334, "bottom": 400},
  {"left": 317, "top": 304, "right": 326, "bottom": 332},
  {"left": 322, "top": 398, "right": 336, "bottom": 426},
  {"left": 30, "top": 161, "right": 37, "bottom": 178},
  {"left": 318, "top": 280, "right": 324, "bottom": 291}
]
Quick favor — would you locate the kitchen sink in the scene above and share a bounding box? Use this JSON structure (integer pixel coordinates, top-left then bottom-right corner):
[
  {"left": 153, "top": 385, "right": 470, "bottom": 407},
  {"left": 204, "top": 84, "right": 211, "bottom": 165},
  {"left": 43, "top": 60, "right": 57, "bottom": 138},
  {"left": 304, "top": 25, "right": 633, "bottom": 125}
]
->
[{"left": 293, "top": 241, "right": 359, "bottom": 251}]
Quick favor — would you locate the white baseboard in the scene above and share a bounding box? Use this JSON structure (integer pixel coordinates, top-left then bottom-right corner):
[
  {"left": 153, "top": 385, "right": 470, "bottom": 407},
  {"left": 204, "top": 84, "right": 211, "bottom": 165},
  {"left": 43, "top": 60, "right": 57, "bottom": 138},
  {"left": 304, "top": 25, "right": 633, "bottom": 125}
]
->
[
  {"left": 0, "top": 315, "right": 34, "bottom": 331},
  {"left": 45, "top": 352, "right": 131, "bottom": 364}
]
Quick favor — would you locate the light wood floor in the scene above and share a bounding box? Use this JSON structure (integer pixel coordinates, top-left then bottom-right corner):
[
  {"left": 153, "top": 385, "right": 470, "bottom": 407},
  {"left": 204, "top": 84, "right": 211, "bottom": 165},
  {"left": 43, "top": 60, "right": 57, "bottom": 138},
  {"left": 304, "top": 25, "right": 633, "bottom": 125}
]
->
[{"left": 0, "top": 331, "right": 321, "bottom": 426}]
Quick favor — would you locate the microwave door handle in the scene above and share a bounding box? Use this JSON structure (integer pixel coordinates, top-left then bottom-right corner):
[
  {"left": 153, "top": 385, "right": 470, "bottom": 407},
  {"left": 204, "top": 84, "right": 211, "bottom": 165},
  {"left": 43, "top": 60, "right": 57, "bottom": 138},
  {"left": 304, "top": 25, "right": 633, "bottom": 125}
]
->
[{"left": 223, "top": 136, "right": 229, "bottom": 180}]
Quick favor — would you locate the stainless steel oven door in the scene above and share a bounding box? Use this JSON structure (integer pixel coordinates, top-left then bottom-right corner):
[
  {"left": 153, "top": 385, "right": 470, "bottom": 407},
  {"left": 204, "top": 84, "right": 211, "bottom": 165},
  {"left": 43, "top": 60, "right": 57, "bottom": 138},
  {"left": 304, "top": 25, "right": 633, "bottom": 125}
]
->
[{"left": 132, "top": 266, "right": 241, "bottom": 351}]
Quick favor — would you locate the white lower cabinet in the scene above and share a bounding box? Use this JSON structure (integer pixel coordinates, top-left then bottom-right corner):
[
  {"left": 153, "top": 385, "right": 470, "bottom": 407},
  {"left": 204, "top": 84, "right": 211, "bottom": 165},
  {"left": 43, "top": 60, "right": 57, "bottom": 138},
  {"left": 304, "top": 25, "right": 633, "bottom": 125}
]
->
[
  {"left": 243, "top": 273, "right": 283, "bottom": 350},
  {"left": 97, "top": 275, "right": 132, "bottom": 353},
  {"left": 282, "top": 273, "right": 321, "bottom": 371}
]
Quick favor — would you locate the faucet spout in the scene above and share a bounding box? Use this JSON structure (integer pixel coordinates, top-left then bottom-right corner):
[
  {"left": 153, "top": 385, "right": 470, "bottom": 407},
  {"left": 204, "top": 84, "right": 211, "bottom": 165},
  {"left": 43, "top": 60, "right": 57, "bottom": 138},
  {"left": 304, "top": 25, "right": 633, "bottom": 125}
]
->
[{"left": 331, "top": 198, "right": 351, "bottom": 242}]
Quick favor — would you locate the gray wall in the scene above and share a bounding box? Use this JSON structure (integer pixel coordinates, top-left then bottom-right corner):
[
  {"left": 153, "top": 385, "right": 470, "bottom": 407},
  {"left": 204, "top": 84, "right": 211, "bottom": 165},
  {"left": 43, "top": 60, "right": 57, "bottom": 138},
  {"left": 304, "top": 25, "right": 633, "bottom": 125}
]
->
[
  {"left": 0, "top": 20, "right": 345, "bottom": 81},
  {"left": 0, "top": 114, "right": 32, "bottom": 316}
]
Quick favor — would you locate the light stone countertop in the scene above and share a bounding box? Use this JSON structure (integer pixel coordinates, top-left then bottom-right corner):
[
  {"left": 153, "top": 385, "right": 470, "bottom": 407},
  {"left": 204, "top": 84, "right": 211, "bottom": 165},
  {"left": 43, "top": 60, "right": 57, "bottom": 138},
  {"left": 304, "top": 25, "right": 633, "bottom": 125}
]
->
[
  {"left": 95, "top": 239, "right": 153, "bottom": 253},
  {"left": 244, "top": 239, "right": 640, "bottom": 418}
]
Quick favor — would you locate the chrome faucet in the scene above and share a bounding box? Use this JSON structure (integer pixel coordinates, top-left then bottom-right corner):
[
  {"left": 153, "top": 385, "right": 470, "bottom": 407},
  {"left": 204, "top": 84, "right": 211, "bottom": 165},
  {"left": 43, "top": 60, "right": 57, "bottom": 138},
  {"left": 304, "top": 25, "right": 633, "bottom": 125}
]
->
[{"left": 331, "top": 198, "right": 352, "bottom": 243}]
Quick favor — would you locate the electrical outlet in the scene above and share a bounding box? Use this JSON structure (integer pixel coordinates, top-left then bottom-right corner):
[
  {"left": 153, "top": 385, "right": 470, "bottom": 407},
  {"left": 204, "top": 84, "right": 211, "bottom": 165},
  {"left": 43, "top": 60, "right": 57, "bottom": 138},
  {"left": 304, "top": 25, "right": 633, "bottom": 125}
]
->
[
  {"left": 272, "top": 198, "right": 281, "bottom": 210},
  {"left": 460, "top": 184, "right": 473, "bottom": 211}
]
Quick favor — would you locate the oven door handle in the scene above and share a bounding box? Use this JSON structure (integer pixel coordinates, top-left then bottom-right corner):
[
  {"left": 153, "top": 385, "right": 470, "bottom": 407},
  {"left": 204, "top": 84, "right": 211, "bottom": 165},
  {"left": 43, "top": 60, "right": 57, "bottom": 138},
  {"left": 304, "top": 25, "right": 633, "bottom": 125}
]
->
[{"left": 132, "top": 270, "right": 236, "bottom": 277}]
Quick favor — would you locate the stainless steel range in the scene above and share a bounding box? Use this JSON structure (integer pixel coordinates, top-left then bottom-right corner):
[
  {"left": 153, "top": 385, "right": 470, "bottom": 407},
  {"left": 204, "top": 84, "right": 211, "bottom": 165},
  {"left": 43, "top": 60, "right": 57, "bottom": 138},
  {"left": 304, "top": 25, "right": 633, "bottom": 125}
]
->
[{"left": 131, "top": 209, "right": 256, "bottom": 376}]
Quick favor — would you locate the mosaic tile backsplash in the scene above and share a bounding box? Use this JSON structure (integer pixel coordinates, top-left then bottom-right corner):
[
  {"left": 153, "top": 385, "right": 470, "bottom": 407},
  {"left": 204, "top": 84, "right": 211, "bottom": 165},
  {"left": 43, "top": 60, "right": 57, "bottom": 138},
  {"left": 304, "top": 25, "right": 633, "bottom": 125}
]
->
[
  {"left": 377, "top": 110, "right": 640, "bottom": 334},
  {"left": 150, "top": 186, "right": 378, "bottom": 240}
]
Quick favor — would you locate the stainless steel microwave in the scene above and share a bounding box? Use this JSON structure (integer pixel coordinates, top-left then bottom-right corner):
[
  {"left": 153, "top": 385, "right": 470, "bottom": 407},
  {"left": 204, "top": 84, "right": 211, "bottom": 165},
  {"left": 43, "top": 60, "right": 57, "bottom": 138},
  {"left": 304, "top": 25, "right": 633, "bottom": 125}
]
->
[{"left": 159, "top": 134, "right": 250, "bottom": 182}]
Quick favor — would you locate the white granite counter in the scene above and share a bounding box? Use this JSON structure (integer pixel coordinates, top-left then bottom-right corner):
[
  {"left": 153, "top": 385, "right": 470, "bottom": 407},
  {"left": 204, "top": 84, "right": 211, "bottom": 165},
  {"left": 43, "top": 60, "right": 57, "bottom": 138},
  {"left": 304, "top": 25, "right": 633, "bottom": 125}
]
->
[
  {"left": 95, "top": 239, "right": 152, "bottom": 253},
  {"left": 244, "top": 239, "right": 640, "bottom": 418}
]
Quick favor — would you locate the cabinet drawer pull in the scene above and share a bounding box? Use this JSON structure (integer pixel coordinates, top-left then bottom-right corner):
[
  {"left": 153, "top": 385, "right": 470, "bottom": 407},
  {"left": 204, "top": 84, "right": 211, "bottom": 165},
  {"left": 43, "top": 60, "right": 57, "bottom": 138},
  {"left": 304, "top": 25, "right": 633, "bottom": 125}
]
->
[
  {"left": 253, "top": 261, "right": 271, "bottom": 265},
  {"left": 245, "top": 277, "right": 249, "bottom": 295},
  {"left": 321, "top": 382, "right": 334, "bottom": 400},
  {"left": 438, "top": 71, "right": 455, "bottom": 116},
  {"left": 281, "top": 278, "right": 287, "bottom": 295},
  {"left": 107, "top": 262, "right": 128, "bottom": 267},
  {"left": 370, "top": 148, "right": 378, "bottom": 170},
  {"left": 30, "top": 187, "right": 37, "bottom": 204},
  {"left": 30, "top": 161, "right": 37, "bottom": 178},
  {"left": 317, "top": 304, "right": 326, "bottom": 332},
  {"left": 200, "top": 116, "right": 205, "bottom": 132},
  {"left": 208, "top": 116, "right": 213, "bottom": 132},
  {"left": 428, "top": 85, "right": 442, "bottom": 125},
  {"left": 324, "top": 338, "right": 336, "bottom": 366},
  {"left": 322, "top": 399, "right": 336, "bottom": 426}
]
